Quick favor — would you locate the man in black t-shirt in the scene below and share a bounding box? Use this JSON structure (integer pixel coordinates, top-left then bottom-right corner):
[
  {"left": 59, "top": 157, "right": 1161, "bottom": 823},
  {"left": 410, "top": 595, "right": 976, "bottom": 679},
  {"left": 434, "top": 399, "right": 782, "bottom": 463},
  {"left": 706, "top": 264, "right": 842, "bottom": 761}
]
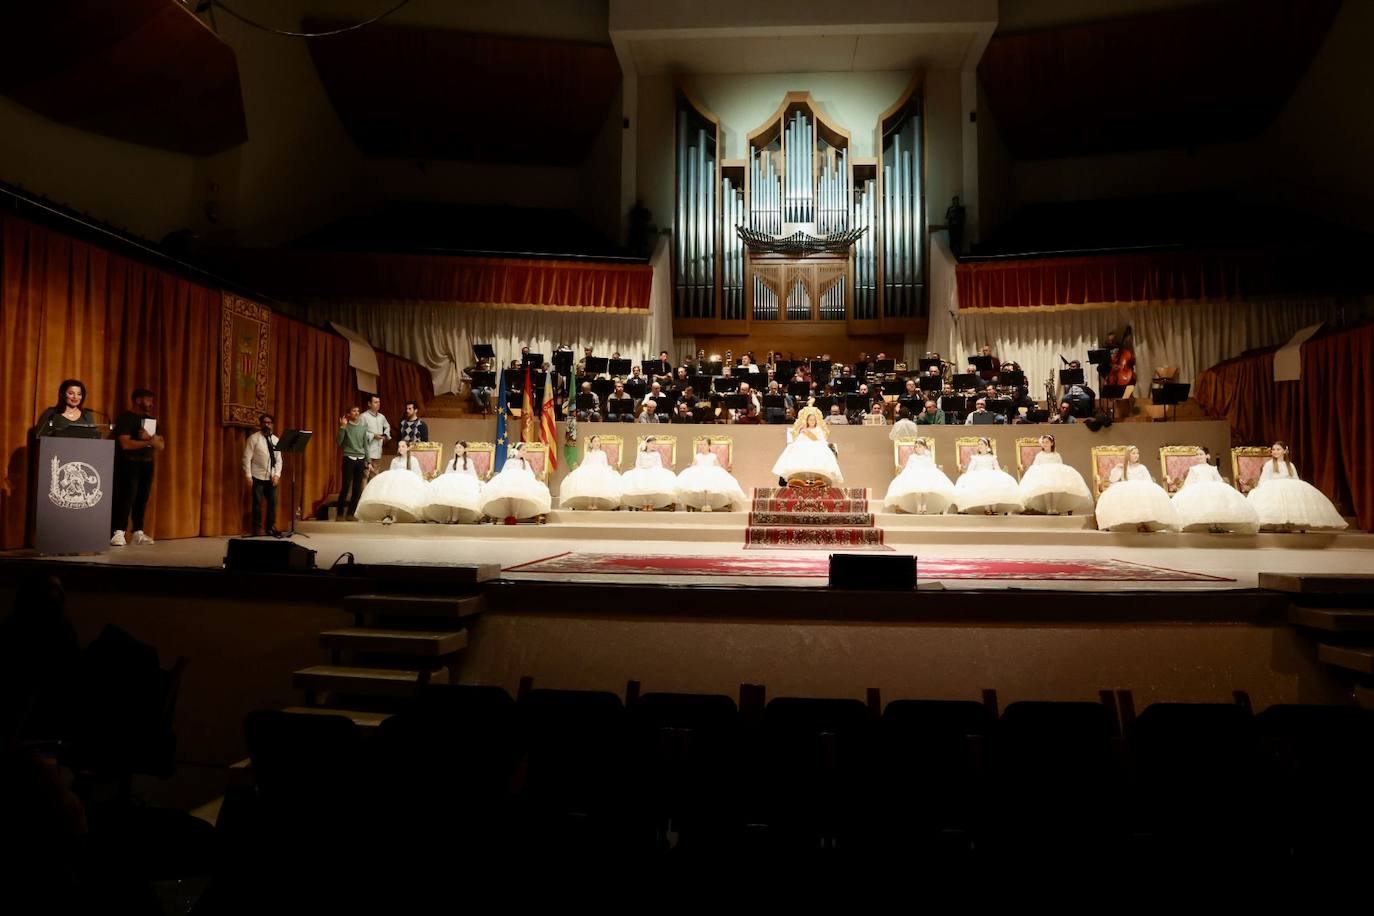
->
[{"left": 110, "top": 388, "right": 165, "bottom": 546}]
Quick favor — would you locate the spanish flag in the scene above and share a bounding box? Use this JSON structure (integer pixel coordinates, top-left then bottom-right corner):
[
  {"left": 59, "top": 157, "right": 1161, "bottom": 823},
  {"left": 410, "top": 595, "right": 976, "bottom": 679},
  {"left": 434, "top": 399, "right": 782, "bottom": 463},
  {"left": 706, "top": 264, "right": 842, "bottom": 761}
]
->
[
  {"left": 521, "top": 362, "right": 537, "bottom": 444},
  {"left": 540, "top": 369, "right": 558, "bottom": 471}
]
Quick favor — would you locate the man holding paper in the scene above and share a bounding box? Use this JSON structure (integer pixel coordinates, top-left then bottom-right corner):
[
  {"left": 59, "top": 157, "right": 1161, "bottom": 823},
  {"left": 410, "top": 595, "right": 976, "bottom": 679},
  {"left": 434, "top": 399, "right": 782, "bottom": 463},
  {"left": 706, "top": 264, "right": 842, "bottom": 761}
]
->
[{"left": 110, "top": 388, "right": 165, "bottom": 546}]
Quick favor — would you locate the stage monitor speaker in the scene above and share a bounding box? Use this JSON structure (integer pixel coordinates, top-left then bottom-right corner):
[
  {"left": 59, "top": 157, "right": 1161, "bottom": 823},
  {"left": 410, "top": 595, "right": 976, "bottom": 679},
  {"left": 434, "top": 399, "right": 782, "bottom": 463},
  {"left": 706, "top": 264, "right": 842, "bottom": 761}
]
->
[
  {"left": 828, "top": 553, "right": 916, "bottom": 590},
  {"left": 224, "top": 538, "right": 317, "bottom": 573}
]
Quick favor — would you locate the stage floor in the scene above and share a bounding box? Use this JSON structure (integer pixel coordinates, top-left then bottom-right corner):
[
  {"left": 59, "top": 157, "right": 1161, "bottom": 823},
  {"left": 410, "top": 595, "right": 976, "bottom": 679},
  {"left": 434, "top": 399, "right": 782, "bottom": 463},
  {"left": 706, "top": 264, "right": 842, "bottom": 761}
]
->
[{"left": 21, "top": 514, "right": 1374, "bottom": 592}]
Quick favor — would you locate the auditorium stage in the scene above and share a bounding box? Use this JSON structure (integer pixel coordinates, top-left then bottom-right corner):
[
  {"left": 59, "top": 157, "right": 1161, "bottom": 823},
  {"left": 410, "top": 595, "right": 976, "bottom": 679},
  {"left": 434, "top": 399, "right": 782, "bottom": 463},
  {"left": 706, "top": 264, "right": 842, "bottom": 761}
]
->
[{"left": 16, "top": 515, "right": 1373, "bottom": 593}]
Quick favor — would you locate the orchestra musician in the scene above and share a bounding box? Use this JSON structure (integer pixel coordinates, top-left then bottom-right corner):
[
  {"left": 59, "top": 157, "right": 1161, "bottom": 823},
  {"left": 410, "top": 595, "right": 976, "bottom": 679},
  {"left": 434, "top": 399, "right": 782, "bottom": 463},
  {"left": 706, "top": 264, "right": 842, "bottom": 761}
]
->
[{"left": 733, "top": 381, "right": 761, "bottom": 424}]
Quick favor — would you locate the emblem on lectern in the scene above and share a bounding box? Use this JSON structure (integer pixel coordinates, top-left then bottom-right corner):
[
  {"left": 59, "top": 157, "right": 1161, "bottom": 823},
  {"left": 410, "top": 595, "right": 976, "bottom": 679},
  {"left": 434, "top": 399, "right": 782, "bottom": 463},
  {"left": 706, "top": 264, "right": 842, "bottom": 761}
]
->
[{"left": 49, "top": 456, "right": 103, "bottom": 509}]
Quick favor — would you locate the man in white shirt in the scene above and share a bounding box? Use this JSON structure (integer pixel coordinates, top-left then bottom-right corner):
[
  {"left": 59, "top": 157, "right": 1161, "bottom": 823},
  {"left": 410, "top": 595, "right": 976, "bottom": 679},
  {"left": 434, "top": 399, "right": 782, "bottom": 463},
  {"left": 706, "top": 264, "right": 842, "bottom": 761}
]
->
[
  {"left": 243, "top": 412, "right": 284, "bottom": 537},
  {"left": 361, "top": 394, "right": 391, "bottom": 474},
  {"left": 826, "top": 404, "right": 849, "bottom": 425},
  {"left": 641, "top": 382, "right": 669, "bottom": 421}
]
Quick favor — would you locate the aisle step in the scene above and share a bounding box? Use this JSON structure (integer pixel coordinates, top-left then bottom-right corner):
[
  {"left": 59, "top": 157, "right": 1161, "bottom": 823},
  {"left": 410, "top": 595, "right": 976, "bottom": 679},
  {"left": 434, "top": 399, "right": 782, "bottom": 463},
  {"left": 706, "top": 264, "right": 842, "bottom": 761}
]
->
[
  {"left": 343, "top": 594, "right": 485, "bottom": 622},
  {"left": 280, "top": 706, "right": 392, "bottom": 729},
  {"left": 1316, "top": 644, "right": 1374, "bottom": 675},
  {"left": 293, "top": 664, "right": 448, "bottom": 699},
  {"left": 1288, "top": 606, "right": 1374, "bottom": 633},
  {"left": 320, "top": 627, "right": 469, "bottom": 656}
]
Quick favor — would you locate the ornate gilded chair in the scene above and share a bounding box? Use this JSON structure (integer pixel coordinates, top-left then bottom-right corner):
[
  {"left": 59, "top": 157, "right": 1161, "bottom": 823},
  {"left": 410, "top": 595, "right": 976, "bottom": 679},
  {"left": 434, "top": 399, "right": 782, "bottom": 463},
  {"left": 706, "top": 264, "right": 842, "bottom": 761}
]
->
[
  {"left": 522, "top": 443, "right": 550, "bottom": 482},
  {"left": 893, "top": 437, "right": 936, "bottom": 471},
  {"left": 637, "top": 435, "right": 677, "bottom": 470},
  {"left": 1089, "top": 445, "right": 1128, "bottom": 496},
  {"left": 1015, "top": 437, "right": 1043, "bottom": 479},
  {"left": 1230, "top": 446, "right": 1271, "bottom": 494},
  {"left": 585, "top": 434, "right": 623, "bottom": 469},
  {"left": 693, "top": 435, "right": 733, "bottom": 471},
  {"left": 1159, "top": 445, "right": 1207, "bottom": 494},
  {"left": 956, "top": 436, "right": 994, "bottom": 473},
  {"left": 406, "top": 442, "right": 443, "bottom": 480},
  {"left": 465, "top": 442, "right": 496, "bottom": 481}
]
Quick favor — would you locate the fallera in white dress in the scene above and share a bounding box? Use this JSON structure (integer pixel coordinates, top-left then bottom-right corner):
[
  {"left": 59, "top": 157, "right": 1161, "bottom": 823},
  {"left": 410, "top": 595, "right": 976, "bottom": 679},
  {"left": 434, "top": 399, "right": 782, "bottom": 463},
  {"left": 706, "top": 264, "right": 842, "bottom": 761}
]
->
[
  {"left": 480, "top": 454, "right": 552, "bottom": 519},
  {"left": 771, "top": 429, "right": 844, "bottom": 485},
  {"left": 356, "top": 457, "right": 429, "bottom": 523},
  {"left": 675, "top": 451, "right": 748, "bottom": 511},
  {"left": 1170, "top": 463, "right": 1259, "bottom": 534},
  {"left": 1094, "top": 462, "right": 1179, "bottom": 531},
  {"left": 884, "top": 452, "right": 955, "bottom": 514},
  {"left": 620, "top": 449, "right": 678, "bottom": 508},
  {"left": 1019, "top": 451, "right": 1094, "bottom": 515},
  {"left": 424, "top": 457, "right": 485, "bottom": 523},
  {"left": 953, "top": 453, "right": 1023, "bottom": 514},
  {"left": 560, "top": 448, "right": 623, "bottom": 510},
  {"left": 1246, "top": 460, "right": 1346, "bottom": 530}
]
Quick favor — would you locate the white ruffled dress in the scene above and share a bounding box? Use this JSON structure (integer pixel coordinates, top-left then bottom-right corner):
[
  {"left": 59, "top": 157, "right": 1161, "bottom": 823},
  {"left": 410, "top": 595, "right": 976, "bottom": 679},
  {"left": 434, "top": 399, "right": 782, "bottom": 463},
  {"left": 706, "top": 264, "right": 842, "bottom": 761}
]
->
[
  {"left": 675, "top": 452, "right": 748, "bottom": 511},
  {"left": 479, "top": 454, "right": 552, "bottom": 520},
  {"left": 884, "top": 452, "right": 956, "bottom": 514},
  {"left": 1171, "top": 463, "right": 1259, "bottom": 534},
  {"left": 1019, "top": 451, "right": 1094, "bottom": 514},
  {"left": 953, "top": 453, "right": 1024, "bottom": 514},
  {"left": 559, "top": 448, "right": 623, "bottom": 510},
  {"left": 620, "top": 450, "right": 678, "bottom": 509},
  {"left": 356, "top": 457, "right": 429, "bottom": 523},
  {"left": 1094, "top": 462, "right": 1179, "bottom": 531},
  {"left": 771, "top": 430, "right": 844, "bottom": 486},
  {"left": 1246, "top": 461, "right": 1347, "bottom": 530},
  {"left": 424, "top": 459, "right": 485, "bottom": 524}
]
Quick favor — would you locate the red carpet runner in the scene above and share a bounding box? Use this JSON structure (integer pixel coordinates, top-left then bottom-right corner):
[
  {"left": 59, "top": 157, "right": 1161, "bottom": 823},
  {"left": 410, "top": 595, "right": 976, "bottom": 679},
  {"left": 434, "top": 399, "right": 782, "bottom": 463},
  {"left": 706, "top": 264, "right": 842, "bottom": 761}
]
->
[{"left": 745, "top": 486, "right": 887, "bottom": 549}]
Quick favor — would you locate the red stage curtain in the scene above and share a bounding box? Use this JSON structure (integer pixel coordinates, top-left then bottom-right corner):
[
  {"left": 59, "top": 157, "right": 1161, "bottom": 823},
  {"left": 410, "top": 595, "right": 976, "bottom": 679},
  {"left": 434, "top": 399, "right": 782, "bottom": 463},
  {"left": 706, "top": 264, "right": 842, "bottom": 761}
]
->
[
  {"left": 231, "top": 250, "right": 653, "bottom": 311},
  {"left": 0, "top": 215, "right": 432, "bottom": 547},
  {"left": 1195, "top": 323, "right": 1374, "bottom": 530},
  {"left": 955, "top": 248, "right": 1316, "bottom": 311}
]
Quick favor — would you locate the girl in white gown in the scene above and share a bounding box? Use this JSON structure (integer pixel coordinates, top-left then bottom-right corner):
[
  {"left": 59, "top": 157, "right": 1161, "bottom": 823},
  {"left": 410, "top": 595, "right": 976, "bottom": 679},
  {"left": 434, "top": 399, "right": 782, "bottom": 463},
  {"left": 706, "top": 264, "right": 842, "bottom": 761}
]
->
[
  {"left": 953, "top": 438, "right": 1023, "bottom": 515},
  {"left": 356, "top": 441, "right": 429, "bottom": 523},
  {"left": 771, "top": 405, "right": 844, "bottom": 486},
  {"left": 1019, "top": 434, "right": 1093, "bottom": 515},
  {"left": 620, "top": 437, "right": 679, "bottom": 509},
  {"left": 884, "top": 439, "right": 955, "bottom": 515},
  {"left": 1246, "top": 441, "right": 1347, "bottom": 531},
  {"left": 480, "top": 442, "right": 552, "bottom": 521},
  {"left": 559, "top": 435, "right": 623, "bottom": 510},
  {"left": 1095, "top": 445, "right": 1179, "bottom": 532},
  {"left": 675, "top": 438, "right": 748, "bottom": 511},
  {"left": 424, "top": 441, "right": 485, "bottom": 524},
  {"left": 1170, "top": 448, "right": 1259, "bottom": 534}
]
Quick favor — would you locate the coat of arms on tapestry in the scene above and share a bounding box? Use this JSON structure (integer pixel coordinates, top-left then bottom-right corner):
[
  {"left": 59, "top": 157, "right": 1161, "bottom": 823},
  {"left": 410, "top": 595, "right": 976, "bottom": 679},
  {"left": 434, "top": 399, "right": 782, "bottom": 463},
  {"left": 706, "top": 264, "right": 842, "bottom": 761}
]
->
[{"left": 220, "top": 292, "right": 272, "bottom": 427}]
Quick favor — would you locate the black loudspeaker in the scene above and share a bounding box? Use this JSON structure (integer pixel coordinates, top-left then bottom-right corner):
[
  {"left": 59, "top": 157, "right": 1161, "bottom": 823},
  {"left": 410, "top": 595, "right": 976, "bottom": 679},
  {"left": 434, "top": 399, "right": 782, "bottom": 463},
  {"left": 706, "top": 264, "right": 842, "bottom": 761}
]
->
[
  {"left": 828, "top": 553, "right": 917, "bottom": 590},
  {"left": 224, "top": 538, "right": 317, "bottom": 573}
]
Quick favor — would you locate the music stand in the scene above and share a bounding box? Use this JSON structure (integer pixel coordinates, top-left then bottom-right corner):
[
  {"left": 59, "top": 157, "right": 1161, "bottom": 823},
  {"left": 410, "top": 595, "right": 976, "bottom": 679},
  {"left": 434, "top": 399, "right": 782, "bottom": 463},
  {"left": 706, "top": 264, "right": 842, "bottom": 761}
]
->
[
  {"left": 1058, "top": 368, "right": 1085, "bottom": 386},
  {"left": 277, "top": 429, "right": 313, "bottom": 538},
  {"left": 919, "top": 376, "right": 942, "bottom": 393},
  {"left": 473, "top": 343, "right": 495, "bottom": 361},
  {"left": 1151, "top": 382, "right": 1190, "bottom": 422}
]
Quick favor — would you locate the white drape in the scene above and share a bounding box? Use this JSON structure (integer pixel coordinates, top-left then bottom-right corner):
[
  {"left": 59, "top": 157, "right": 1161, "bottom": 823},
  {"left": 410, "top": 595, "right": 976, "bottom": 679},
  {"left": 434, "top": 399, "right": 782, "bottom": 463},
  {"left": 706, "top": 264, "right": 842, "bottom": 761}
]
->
[
  {"left": 924, "top": 228, "right": 1365, "bottom": 392},
  {"left": 304, "top": 235, "right": 675, "bottom": 395}
]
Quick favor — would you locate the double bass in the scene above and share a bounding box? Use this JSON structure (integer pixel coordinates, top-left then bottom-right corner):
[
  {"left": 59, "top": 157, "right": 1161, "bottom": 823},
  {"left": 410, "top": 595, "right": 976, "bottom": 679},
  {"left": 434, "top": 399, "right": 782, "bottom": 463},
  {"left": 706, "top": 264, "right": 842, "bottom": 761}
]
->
[{"left": 1106, "top": 327, "right": 1137, "bottom": 388}]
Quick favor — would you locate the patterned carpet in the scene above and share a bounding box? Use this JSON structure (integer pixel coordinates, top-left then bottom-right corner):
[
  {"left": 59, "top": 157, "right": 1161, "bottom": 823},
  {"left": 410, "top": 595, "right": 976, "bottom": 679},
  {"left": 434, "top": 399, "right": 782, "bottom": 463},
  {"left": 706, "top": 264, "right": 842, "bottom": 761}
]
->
[
  {"left": 502, "top": 552, "right": 1234, "bottom": 582},
  {"left": 746, "top": 485, "right": 885, "bottom": 549}
]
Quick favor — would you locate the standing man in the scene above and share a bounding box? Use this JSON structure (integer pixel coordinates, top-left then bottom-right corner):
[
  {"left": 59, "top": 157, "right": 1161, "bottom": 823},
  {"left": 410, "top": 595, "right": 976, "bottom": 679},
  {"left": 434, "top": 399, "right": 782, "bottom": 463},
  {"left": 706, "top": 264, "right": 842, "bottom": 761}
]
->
[
  {"left": 110, "top": 388, "right": 164, "bottom": 547},
  {"left": 243, "top": 413, "right": 283, "bottom": 537},
  {"left": 360, "top": 394, "right": 390, "bottom": 477},
  {"left": 399, "top": 400, "right": 428, "bottom": 444},
  {"left": 336, "top": 405, "right": 368, "bottom": 521}
]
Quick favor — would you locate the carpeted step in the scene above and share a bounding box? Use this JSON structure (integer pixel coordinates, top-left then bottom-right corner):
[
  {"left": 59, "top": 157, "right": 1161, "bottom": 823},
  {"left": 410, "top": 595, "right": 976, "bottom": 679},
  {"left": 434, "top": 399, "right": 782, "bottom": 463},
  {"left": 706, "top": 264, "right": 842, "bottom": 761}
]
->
[
  {"left": 753, "top": 486, "right": 868, "bottom": 501},
  {"left": 749, "top": 512, "right": 875, "bottom": 527},
  {"left": 745, "top": 526, "right": 886, "bottom": 548},
  {"left": 751, "top": 497, "right": 869, "bottom": 513}
]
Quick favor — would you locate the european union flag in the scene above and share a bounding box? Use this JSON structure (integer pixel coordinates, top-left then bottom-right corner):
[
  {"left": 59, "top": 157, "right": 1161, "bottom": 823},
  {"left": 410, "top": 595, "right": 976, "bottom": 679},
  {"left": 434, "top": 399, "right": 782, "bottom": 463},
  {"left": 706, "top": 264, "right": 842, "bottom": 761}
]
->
[{"left": 493, "top": 366, "right": 509, "bottom": 472}]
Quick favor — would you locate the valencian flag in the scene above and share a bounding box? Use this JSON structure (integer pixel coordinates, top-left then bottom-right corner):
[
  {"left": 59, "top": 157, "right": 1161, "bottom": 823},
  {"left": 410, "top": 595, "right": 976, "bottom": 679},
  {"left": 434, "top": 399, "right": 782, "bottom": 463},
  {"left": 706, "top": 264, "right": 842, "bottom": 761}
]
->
[
  {"left": 521, "top": 362, "right": 537, "bottom": 444},
  {"left": 540, "top": 369, "right": 558, "bottom": 471},
  {"left": 493, "top": 363, "right": 510, "bottom": 471}
]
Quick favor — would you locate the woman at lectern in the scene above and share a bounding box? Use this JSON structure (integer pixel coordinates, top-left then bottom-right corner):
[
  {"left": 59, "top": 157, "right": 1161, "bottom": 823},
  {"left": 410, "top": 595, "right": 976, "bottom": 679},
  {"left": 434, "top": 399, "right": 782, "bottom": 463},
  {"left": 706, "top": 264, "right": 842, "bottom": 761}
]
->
[
  {"left": 1018, "top": 435, "right": 1094, "bottom": 515},
  {"left": 1094, "top": 445, "right": 1178, "bottom": 532},
  {"left": 771, "top": 405, "right": 844, "bottom": 487},
  {"left": 355, "top": 441, "right": 430, "bottom": 524},
  {"left": 35, "top": 379, "right": 95, "bottom": 437},
  {"left": 424, "top": 441, "right": 486, "bottom": 524}
]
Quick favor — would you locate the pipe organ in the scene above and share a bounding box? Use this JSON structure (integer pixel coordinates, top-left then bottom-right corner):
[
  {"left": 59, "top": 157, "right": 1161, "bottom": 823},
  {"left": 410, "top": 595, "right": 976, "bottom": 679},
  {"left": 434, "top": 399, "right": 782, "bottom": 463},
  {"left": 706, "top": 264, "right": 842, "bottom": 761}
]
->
[{"left": 673, "top": 84, "right": 925, "bottom": 332}]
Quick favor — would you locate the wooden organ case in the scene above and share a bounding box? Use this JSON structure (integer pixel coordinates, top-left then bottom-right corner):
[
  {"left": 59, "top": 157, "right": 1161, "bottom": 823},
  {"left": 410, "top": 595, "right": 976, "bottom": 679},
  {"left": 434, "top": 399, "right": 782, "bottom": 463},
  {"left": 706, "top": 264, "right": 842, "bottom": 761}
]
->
[{"left": 673, "top": 80, "right": 926, "bottom": 339}]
